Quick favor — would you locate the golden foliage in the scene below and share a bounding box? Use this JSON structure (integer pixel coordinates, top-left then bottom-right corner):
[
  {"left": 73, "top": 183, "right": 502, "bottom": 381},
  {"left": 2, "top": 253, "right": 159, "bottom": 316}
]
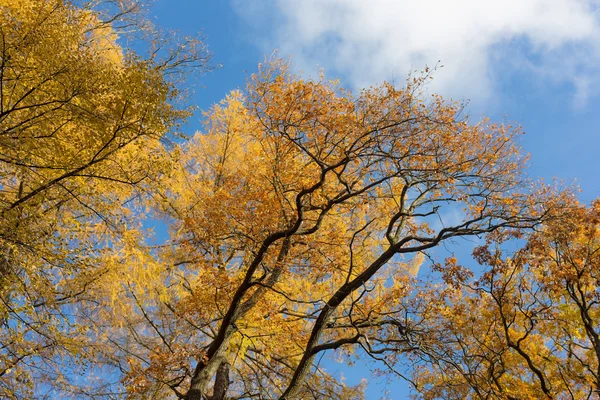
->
[
  {"left": 408, "top": 197, "right": 600, "bottom": 399},
  {"left": 0, "top": 0, "right": 209, "bottom": 397},
  {"left": 95, "top": 59, "right": 552, "bottom": 399}
]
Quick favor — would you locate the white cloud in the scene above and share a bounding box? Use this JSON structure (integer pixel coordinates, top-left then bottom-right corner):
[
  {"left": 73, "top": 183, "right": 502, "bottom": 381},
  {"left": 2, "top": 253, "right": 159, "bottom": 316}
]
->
[{"left": 234, "top": 0, "right": 600, "bottom": 106}]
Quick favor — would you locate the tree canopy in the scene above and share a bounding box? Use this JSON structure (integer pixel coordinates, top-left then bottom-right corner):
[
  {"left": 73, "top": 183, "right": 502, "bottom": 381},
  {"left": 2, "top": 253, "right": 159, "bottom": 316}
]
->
[
  {"left": 0, "top": 1, "right": 593, "bottom": 399},
  {"left": 0, "top": 0, "right": 209, "bottom": 397},
  {"left": 408, "top": 199, "right": 600, "bottom": 399}
]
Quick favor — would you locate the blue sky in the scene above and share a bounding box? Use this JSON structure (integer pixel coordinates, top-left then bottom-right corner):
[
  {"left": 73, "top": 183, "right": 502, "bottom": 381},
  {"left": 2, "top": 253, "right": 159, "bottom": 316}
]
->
[{"left": 149, "top": 1, "right": 600, "bottom": 397}]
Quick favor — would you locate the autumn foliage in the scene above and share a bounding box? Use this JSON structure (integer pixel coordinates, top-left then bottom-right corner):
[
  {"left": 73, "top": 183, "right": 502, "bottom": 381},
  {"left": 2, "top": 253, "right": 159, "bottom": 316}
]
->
[
  {"left": 0, "top": 0, "right": 209, "bottom": 397},
  {"left": 0, "top": 1, "right": 591, "bottom": 399},
  {"left": 408, "top": 200, "right": 600, "bottom": 399}
]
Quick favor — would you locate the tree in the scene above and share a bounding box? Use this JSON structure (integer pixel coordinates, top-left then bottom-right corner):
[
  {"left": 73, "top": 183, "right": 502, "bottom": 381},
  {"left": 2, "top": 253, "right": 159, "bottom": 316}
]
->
[
  {"left": 0, "top": 1, "right": 209, "bottom": 397},
  {"left": 405, "top": 198, "right": 600, "bottom": 400},
  {"left": 81, "top": 60, "right": 556, "bottom": 399}
]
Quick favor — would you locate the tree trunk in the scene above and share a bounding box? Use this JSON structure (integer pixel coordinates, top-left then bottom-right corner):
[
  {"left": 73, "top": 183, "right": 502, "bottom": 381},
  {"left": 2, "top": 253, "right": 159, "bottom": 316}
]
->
[{"left": 212, "top": 361, "right": 230, "bottom": 400}]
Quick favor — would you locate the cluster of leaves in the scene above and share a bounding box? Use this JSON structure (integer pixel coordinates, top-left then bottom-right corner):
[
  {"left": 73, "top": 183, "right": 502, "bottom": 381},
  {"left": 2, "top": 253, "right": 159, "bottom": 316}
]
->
[
  {"left": 405, "top": 199, "right": 600, "bottom": 399},
  {"left": 1, "top": 1, "right": 594, "bottom": 399},
  {"left": 0, "top": 0, "right": 209, "bottom": 398}
]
